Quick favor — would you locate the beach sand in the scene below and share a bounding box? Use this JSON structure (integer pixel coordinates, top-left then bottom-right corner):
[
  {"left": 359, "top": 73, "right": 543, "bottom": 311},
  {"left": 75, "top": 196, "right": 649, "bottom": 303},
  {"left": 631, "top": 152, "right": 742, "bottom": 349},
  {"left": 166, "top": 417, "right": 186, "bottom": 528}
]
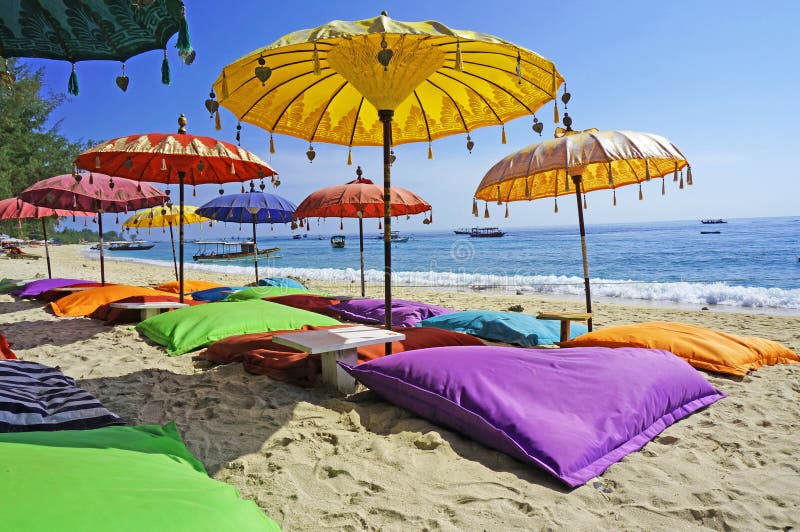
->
[{"left": 1, "top": 245, "right": 798, "bottom": 530}]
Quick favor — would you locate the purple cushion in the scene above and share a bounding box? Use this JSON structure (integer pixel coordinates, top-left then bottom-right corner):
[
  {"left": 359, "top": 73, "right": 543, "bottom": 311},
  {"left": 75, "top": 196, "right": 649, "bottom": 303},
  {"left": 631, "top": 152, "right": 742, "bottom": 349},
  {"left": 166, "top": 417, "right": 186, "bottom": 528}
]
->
[
  {"left": 332, "top": 298, "right": 453, "bottom": 327},
  {"left": 12, "top": 278, "right": 92, "bottom": 298},
  {"left": 341, "top": 345, "right": 725, "bottom": 487}
]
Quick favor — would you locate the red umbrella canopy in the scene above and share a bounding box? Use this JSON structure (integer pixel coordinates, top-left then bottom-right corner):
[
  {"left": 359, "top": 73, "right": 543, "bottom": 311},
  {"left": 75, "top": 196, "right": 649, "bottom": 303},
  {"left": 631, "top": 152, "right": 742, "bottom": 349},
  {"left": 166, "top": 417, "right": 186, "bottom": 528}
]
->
[
  {"left": 74, "top": 129, "right": 278, "bottom": 188},
  {"left": 294, "top": 167, "right": 431, "bottom": 220},
  {"left": 0, "top": 197, "right": 93, "bottom": 220},
  {"left": 19, "top": 173, "right": 167, "bottom": 213}
]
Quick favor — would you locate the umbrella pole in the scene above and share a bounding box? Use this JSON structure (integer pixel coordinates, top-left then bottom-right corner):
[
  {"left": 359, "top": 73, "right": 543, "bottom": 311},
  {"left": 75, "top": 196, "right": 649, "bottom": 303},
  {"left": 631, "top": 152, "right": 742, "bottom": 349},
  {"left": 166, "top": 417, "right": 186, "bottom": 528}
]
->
[
  {"left": 252, "top": 220, "right": 259, "bottom": 284},
  {"left": 41, "top": 219, "right": 52, "bottom": 278},
  {"left": 97, "top": 213, "right": 105, "bottom": 286},
  {"left": 169, "top": 223, "right": 178, "bottom": 281},
  {"left": 379, "top": 109, "right": 394, "bottom": 355},
  {"left": 359, "top": 217, "right": 365, "bottom": 297},
  {"left": 178, "top": 172, "right": 185, "bottom": 303},
  {"left": 572, "top": 175, "right": 593, "bottom": 331}
]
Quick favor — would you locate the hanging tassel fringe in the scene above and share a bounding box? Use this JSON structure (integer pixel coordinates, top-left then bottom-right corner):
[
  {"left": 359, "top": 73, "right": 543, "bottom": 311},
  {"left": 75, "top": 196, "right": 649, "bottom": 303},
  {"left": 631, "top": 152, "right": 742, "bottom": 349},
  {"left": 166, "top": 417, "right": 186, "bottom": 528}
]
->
[
  {"left": 472, "top": 197, "right": 478, "bottom": 217},
  {"left": 496, "top": 186, "right": 502, "bottom": 205},
  {"left": 68, "top": 64, "right": 79, "bottom": 96},
  {"left": 269, "top": 134, "right": 275, "bottom": 154},
  {"left": 339, "top": 219, "right": 343, "bottom": 230},
  {"left": 554, "top": 198, "right": 558, "bottom": 213},
  {"left": 673, "top": 162, "right": 679, "bottom": 182},
  {"left": 613, "top": 189, "right": 617, "bottom": 206},
  {"left": 428, "top": 142, "right": 433, "bottom": 160},
  {"left": 504, "top": 203, "right": 509, "bottom": 218},
  {"left": 661, "top": 178, "right": 666, "bottom": 196},
  {"left": 686, "top": 165, "right": 693, "bottom": 185},
  {"left": 553, "top": 100, "right": 559, "bottom": 123},
  {"left": 378, "top": 219, "right": 382, "bottom": 230},
  {"left": 347, "top": 148, "right": 352, "bottom": 166},
  {"left": 639, "top": 184, "right": 644, "bottom": 201},
  {"left": 608, "top": 163, "right": 614, "bottom": 186},
  {"left": 241, "top": 184, "right": 245, "bottom": 193},
  {"left": 176, "top": 7, "right": 193, "bottom": 62},
  {"left": 679, "top": 172, "right": 685, "bottom": 189},
  {"left": 583, "top": 194, "right": 587, "bottom": 210},
  {"left": 501, "top": 126, "right": 507, "bottom": 145},
  {"left": 214, "top": 110, "right": 221, "bottom": 130},
  {"left": 193, "top": 186, "right": 196, "bottom": 197},
  {"left": 484, "top": 202, "right": 490, "bottom": 218},
  {"left": 161, "top": 50, "right": 171, "bottom": 85},
  {"left": 645, "top": 159, "right": 651, "bottom": 181},
  {"left": 524, "top": 178, "right": 530, "bottom": 199}
]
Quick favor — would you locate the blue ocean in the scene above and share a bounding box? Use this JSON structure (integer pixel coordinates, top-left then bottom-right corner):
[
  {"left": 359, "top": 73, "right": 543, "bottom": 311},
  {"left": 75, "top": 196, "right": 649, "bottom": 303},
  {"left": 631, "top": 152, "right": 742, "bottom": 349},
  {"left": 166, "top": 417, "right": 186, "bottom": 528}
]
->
[{"left": 96, "top": 216, "right": 800, "bottom": 313}]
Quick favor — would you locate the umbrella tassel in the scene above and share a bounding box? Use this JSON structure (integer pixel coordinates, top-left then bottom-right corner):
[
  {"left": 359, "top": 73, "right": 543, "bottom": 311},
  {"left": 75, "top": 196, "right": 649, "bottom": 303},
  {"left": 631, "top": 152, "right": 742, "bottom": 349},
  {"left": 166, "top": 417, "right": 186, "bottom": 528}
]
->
[
  {"left": 564, "top": 175, "right": 570, "bottom": 192},
  {"left": 613, "top": 189, "right": 617, "bottom": 206},
  {"left": 504, "top": 203, "right": 509, "bottom": 218},
  {"left": 378, "top": 219, "right": 381, "bottom": 230},
  {"left": 607, "top": 163, "right": 614, "bottom": 186},
  {"left": 176, "top": 5, "right": 193, "bottom": 64},
  {"left": 484, "top": 202, "right": 490, "bottom": 218},
  {"left": 193, "top": 186, "right": 196, "bottom": 197},
  {"left": 214, "top": 109, "right": 221, "bottom": 130},
  {"left": 662, "top": 178, "right": 666, "bottom": 196},
  {"left": 673, "top": 162, "right": 679, "bottom": 182},
  {"left": 645, "top": 159, "right": 651, "bottom": 181},
  {"left": 496, "top": 186, "right": 502, "bottom": 205},
  {"left": 583, "top": 194, "right": 588, "bottom": 210},
  {"left": 686, "top": 165, "right": 693, "bottom": 185},
  {"left": 428, "top": 142, "right": 433, "bottom": 160},
  {"left": 306, "top": 221, "right": 310, "bottom": 232},
  {"left": 241, "top": 183, "right": 245, "bottom": 193},
  {"left": 72, "top": 213, "right": 76, "bottom": 222},
  {"left": 472, "top": 197, "right": 478, "bottom": 217},
  {"left": 639, "top": 184, "right": 644, "bottom": 201},
  {"left": 679, "top": 171, "right": 685, "bottom": 189},
  {"left": 115, "top": 213, "right": 119, "bottom": 224},
  {"left": 553, "top": 100, "right": 559, "bottom": 124},
  {"left": 455, "top": 40, "right": 463, "bottom": 71},
  {"left": 68, "top": 63, "right": 79, "bottom": 96},
  {"left": 313, "top": 42, "right": 321, "bottom": 75},
  {"left": 524, "top": 178, "right": 530, "bottom": 199},
  {"left": 269, "top": 134, "right": 276, "bottom": 154},
  {"left": 554, "top": 198, "right": 558, "bottom": 213},
  {"left": 501, "top": 125, "right": 507, "bottom": 145},
  {"left": 161, "top": 49, "right": 171, "bottom": 85},
  {"left": 340, "top": 219, "right": 343, "bottom": 230},
  {"left": 89, "top": 173, "right": 93, "bottom": 185},
  {"left": 347, "top": 148, "right": 352, "bottom": 166}
]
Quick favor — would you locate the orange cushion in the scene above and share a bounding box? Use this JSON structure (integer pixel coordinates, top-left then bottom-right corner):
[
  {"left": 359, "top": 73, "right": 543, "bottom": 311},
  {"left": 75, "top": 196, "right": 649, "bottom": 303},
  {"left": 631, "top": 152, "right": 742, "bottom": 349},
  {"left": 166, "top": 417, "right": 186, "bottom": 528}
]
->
[
  {"left": 50, "top": 286, "right": 185, "bottom": 317},
  {"left": 153, "top": 280, "right": 224, "bottom": 294},
  {"left": 558, "top": 321, "right": 799, "bottom": 376}
]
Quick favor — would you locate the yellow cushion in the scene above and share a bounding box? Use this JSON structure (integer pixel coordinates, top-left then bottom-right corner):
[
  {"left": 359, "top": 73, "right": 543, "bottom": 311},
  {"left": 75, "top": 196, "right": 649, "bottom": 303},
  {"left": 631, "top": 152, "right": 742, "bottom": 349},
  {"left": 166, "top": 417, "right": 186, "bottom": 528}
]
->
[
  {"left": 153, "top": 280, "right": 224, "bottom": 294},
  {"left": 50, "top": 286, "right": 183, "bottom": 317},
  {"left": 558, "top": 321, "right": 799, "bottom": 376}
]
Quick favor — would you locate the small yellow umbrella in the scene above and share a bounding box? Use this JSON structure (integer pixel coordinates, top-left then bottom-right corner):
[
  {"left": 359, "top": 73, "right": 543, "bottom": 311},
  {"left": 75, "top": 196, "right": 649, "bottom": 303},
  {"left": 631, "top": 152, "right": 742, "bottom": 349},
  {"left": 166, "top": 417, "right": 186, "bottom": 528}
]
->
[
  {"left": 123, "top": 205, "right": 212, "bottom": 281},
  {"left": 213, "top": 11, "right": 563, "bottom": 345},
  {"left": 475, "top": 128, "right": 693, "bottom": 330}
]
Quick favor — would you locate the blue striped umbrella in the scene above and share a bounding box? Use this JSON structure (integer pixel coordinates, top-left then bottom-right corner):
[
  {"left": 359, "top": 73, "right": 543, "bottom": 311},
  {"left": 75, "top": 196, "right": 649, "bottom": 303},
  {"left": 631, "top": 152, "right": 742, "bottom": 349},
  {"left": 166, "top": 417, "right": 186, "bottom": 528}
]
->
[{"left": 197, "top": 189, "right": 296, "bottom": 283}]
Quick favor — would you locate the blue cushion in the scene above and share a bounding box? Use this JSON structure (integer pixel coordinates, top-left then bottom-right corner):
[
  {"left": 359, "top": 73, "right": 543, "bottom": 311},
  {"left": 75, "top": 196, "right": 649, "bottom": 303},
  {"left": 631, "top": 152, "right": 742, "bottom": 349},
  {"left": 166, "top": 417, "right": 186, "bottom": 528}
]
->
[
  {"left": 418, "top": 310, "right": 588, "bottom": 346},
  {"left": 258, "top": 277, "right": 306, "bottom": 289},
  {"left": 189, "top": 286, "right": 245, "bottom": 302}
]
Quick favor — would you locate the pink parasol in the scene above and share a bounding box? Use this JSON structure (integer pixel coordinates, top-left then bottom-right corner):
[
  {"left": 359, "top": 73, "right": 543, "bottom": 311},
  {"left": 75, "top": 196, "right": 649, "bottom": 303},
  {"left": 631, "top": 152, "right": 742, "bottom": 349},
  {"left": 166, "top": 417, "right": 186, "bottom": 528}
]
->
[
  {"left": 0, "top": 197, "right": 93, "bottom": 278},
  {"left": 20, "top": 173, "right": 167, "bottom": 285}
]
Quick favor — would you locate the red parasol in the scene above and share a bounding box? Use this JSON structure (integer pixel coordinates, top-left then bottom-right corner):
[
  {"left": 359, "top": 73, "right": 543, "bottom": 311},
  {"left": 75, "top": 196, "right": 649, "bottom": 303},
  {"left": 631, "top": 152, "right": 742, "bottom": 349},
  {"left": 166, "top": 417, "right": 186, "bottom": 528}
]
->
[
  {"left": 0, "top": 197, "right": 93, "bottom": 278},
  {"left": 294, "top": 166, "right": 431, "bottom": 296},
  {"left": 20, "top": 173, "right": 167, "bottom": 285},
  {"left": 74, "top": 114, "right": 278, "bottom": 301}
]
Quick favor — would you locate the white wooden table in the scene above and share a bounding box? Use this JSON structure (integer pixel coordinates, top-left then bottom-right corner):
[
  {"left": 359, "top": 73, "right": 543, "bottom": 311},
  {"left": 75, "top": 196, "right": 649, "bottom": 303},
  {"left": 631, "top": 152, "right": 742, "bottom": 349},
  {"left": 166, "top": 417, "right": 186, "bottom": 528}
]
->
[
  {"left": 49, "top": 286, "right": 99, "bottom": 293},
  {"left": 272, "top": 326, "right": 405, "bottom": 394},
  {"left": 109, "top": 301, "right": 189, "bottom": 320}
]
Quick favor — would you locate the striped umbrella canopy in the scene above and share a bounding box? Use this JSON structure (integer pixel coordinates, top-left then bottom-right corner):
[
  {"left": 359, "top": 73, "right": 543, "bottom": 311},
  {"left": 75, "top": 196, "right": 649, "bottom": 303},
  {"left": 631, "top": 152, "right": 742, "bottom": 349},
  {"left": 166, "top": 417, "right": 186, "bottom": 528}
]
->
[{"left": 0, "top": 197, "right": 93, "bottom": 278}]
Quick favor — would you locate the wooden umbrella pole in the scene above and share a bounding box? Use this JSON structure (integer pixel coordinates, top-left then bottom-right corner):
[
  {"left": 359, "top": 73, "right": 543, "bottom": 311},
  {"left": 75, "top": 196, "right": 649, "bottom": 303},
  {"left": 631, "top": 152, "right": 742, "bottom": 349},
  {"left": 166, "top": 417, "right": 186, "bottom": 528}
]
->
[
  {"left": 41, "top": 218, "right": 52, "bottom": 278},
  {"left": 178, "top": 172, "right": 185, "bottom": 303},
  {"left": 169, "top": 223, "right": 178, "bottom": 281},
  {"left": 97, "top": 212, "right": 105, "bottom": 286},
  {"left": 358, "top": 216, "right": 365, "bottom": 297},
  {"left": 252, "top": 220, "right": 259, "bottom": 284},
  {"left": 379, "top": 109, "right": 394, "bottom": 355},
  {"left": 571, "top": 175, "right": 593, "bottom": 331}
]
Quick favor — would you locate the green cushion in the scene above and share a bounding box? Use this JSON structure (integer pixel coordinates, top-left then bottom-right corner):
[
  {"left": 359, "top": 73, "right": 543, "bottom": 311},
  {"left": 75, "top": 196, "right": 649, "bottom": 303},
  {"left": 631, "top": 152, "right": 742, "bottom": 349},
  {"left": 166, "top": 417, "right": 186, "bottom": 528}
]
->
[
  {"left": 223, "top": 285, "right": 318, "bottom": 301},
  {"left": 0, "top": 423, "right": 279, "bottom": 532},
  {"left": 0, "top": 277, "right": 28, "bottom": 294},
  {"left": 136, "top": 299, "right": 340, "bottom": 355}
]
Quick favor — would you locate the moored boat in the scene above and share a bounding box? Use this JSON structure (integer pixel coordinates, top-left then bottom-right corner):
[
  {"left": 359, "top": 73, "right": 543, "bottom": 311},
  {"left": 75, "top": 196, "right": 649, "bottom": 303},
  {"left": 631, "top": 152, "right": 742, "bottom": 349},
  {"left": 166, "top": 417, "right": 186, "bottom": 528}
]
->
[
  {"left": 192, "top": 241, "right": 280, "bottom": 262},
  {"left": 467, "top": 227, "right": 506, "bottom": 238},
  {"left": 331, "top": 235, "right": 346, "bottom": 248},
  {"left": 701, "top": 219, "right": 727, "bottom": 224}
]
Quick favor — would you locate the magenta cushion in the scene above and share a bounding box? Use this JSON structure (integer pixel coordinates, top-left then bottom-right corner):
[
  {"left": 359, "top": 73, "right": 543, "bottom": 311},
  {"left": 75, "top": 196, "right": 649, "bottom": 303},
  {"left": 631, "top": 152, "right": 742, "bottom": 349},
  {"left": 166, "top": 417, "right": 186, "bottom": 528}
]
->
[
  {"left": 12, "top": 278, "right": 91, "bottom": 298},
  {"left": 341, "top": 345, "right": 725, "bottom": 487},
  {"left": 332, "top": 298, "right": 453, "bottom": 327}
]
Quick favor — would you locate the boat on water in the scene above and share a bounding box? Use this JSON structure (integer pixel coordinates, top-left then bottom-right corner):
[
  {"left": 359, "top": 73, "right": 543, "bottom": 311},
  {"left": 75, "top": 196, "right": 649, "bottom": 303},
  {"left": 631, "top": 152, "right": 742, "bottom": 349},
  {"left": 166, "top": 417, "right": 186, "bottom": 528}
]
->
[
  {"left": 107, "top": 240, "right": 155, "bottom": 251},
  {"left": 701, "top": 219, "right": 727, "bottom": 224},
  {"left": 192, "top": 241, "right": 280, "bottom": 262},
  {"left": 375, "top": 231, "right": 410, "bottom": 242},
  {"left": 465, "top": 227, "right": 506, "bottom": 238},
  {"left": 700, "top": 231, "right": 721, "bottom": 234},
  {"left": 293, "top": 234, "right": 302, "bottom": 239},
  {"left": 331, "top": 235, "right": 346, "bottom": 248},
  {"left": 453, "top": 228, "right": 472, "bottom": 235}
]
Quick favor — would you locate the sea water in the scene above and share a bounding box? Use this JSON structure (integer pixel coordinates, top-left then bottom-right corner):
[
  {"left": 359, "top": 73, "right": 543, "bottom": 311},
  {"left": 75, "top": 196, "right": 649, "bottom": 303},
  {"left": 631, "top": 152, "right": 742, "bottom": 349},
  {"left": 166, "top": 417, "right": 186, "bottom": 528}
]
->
[{"left": 94, "top": 216, "right": 800, "bottom": 312}]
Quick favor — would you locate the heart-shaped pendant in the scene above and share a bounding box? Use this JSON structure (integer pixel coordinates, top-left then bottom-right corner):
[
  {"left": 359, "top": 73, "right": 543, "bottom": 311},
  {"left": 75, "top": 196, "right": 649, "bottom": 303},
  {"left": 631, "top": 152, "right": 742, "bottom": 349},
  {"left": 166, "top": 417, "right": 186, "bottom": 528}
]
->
[
  {"left": 205, "top": 98, "right": 219, "bottom": 116},
  {"left": 532, "top": 119, "right": 544, "bottom": 135},
  {"left": 376, "top": 48, "right": 394, "bottom": 70},
  {"left": 254, "top": 66, "right": 272, "bottom": 85},
  {"left": 115, "top": 75, "right": 129, "bottom": 92}
]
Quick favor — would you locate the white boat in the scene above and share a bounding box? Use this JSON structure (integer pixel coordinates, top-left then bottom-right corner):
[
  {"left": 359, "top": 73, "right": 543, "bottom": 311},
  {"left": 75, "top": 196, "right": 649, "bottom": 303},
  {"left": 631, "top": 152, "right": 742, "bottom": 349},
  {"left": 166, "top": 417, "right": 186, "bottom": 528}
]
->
[{"left": 193, "top": 241, "right": 280, "bottom": 262}]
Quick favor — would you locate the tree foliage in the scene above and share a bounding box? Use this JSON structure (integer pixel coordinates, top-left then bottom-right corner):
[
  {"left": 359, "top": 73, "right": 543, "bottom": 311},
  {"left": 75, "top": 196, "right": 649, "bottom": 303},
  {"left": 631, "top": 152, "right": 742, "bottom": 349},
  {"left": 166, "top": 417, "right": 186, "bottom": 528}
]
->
[{"left": 0, "top": 60, "right": 91, "bottom": 236}]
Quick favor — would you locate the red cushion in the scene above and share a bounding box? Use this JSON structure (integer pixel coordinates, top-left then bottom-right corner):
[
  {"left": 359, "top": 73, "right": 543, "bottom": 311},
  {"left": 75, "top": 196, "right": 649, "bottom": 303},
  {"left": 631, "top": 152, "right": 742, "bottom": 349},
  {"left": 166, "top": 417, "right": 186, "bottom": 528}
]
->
[
  {"left": 263, "top": 294, "right": 341, "bottom": 318},
  {"left": 0, "top": 334, "right": 17, "bottom": 360}
]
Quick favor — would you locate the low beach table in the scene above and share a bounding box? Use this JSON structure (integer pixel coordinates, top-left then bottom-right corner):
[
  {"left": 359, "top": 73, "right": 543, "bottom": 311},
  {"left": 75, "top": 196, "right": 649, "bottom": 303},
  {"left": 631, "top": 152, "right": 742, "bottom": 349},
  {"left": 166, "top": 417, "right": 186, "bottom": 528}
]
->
[
  {"left": 49, "top": 286, "right": 101, "bottom": 293},
  {"left": 536, "top": 312, "right": 593, "bottom": 342},
  {"left": 272, "top": 326, "right": 405, "bottom": 394},
  {"left": 109, "top": 301, "right": 189, "bottom": 321}
]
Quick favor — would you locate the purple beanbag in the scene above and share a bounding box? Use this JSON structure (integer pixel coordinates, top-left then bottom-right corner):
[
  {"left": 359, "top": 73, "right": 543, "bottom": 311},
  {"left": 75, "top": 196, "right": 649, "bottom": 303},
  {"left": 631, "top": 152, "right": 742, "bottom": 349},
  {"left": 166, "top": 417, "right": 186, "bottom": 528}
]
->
[
  {"left": 341, "top": 345, "right": 725, "bottom": 487},
  {"left": 332, "top": 298, "right": 453, "bottom": 327},
  {"left": 12, "top": 278, "right": 92, "bottom": 298}
]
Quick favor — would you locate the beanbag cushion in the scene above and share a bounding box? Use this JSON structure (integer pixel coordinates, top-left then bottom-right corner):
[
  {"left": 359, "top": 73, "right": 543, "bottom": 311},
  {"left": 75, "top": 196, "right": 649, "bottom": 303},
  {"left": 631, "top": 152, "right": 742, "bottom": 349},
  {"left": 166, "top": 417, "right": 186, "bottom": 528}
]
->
[
  {"left": 89, "top": 295, "right": 206, "bottom": 325},
  {"left": 342, "top": 346, "right": 725, "bottom": 487},
  {"left": 153, "top": 279, "right": 225, "bottom": 293},
  {"left": 333, "top": 298, "right": 454, "bottom": 327},
  {"left": 264, "top": 294, "right": 342, "bottom": 318},
  {"left": 39, "top": 282, "right": 108, "bottom": 302},
  {"left": 0, "top": 360, "right": 123, "bottom": 432},
  {"left": 49, "top": 285, "right": 181, "bottom": 317},
  {"left": 356, "top": 326, "right": 485, "bottom": 361},
  {"left": 0, "top": 334, "right": 17, "bottom": 360},
  {"left": 136, "top": 299, "right": 341, "bottom": 355},
  {"left": 259, "top": 277, "right": 306, "bottom": 289},
  {"left": 0, "top": 278, "right": 30, "bottom": 294},
  {"left": 557, "top": 321, "right": 800, "bottom": 376},
  {"left": 12, "top": 278, "right": 91, "bottom": 298},
  {"left": 0, "top": 423, "right": 279, "bottom": 531},
  {"left": 223, "top": 285, "right": 315, "bottom": 301},
  {"left": 189, "top": 286, "right": 246, "bottom": 302}
]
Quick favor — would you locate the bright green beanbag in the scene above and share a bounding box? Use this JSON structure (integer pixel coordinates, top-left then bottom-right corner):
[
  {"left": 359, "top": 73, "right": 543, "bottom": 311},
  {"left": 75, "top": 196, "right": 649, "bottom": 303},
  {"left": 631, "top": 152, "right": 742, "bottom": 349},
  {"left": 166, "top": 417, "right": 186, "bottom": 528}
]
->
[
  {"left": 223, "top": 285, "right": 317, "bottom": 301},
  {"left": 0, "top": 423, "right": 279, "bottom": 532},
  {"left": 136, "top": 299, "right": 340, "bottom": 355}
]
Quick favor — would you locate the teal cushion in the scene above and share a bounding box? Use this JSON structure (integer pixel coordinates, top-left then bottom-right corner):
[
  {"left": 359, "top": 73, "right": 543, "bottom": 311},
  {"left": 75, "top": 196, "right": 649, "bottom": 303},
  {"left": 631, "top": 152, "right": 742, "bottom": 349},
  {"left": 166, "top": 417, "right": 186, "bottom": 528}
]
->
[
  {"left": 136, "top": 299, "right": 340, "bottom": 355},
  {"left": 223, "top": 285, "right": 315, "bottom": 301},
  {"left": 418, "top": 310, "right": 588, "bottom": 346},
  {"left": 259, "top": 277, "right": 306, "bottom": 289},
  {"left": 0, "top": 423, "right": 279, "bottom": 531}
]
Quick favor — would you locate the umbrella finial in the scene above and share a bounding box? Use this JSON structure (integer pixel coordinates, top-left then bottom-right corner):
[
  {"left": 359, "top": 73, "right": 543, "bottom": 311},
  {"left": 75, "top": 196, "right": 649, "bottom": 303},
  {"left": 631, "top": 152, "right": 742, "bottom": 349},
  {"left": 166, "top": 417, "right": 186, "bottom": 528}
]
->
[
  {"left": 177, "top": 113, "right": 187, "bottom": 134},
  {"left": 356, "top": 165, "right": 363, "bottom": 179}
]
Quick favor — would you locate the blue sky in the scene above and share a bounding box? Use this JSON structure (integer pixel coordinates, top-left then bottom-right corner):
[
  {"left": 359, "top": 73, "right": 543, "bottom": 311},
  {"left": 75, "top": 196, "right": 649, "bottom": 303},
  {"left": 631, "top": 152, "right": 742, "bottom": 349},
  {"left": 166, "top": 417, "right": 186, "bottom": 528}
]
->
[{"left": 19, "top": 0, "right": 800, "bottom": 239}]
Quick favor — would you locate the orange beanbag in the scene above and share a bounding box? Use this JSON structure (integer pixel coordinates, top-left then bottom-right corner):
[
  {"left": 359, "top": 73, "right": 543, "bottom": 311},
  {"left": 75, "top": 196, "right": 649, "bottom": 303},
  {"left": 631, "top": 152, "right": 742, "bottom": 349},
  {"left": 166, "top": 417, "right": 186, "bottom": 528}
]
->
[
  {"left": 558, "top": 321, "right": 799, "bottom": 376},
  {"left": 153, "top": 280, "right": 224, "bottom": 294},
  {"left": 50, "top": 285, "right": 185, "bottom": 317}
]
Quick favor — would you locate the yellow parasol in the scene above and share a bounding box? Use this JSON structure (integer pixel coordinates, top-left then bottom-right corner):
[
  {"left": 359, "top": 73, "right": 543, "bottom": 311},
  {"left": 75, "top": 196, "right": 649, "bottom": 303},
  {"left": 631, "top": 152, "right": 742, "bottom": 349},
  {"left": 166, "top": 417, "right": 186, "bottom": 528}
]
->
[
  {"left": 123, "top": 205, "right": 212, "bottom": 281},
  {"left": 475, "top": 127, "right": 693, "bottom": 330},
  {"left": 213, "top": 11, "right": 563, "bottom": 345}
]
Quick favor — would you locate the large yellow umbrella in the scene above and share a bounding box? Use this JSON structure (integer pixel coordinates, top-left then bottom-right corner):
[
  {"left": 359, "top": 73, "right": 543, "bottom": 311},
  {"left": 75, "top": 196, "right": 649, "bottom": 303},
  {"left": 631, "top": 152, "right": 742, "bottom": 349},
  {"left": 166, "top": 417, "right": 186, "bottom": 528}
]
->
[
  {"left": 123, "top": 205, "right": 212, "bottom": 281},
  {"left": 213, "top": 11, "right": 563, "bottom": 344},
  {"left": 475, "top": 127, "right": 693, "bottom": 330}
]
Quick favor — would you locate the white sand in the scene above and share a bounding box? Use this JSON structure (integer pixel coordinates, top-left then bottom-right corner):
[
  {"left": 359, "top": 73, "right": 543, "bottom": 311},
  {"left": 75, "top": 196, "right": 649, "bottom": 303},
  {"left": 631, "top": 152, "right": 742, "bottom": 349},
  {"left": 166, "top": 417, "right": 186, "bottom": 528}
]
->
[{"left": 1, "top": 245, "right": 798, "bottom": 530}]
